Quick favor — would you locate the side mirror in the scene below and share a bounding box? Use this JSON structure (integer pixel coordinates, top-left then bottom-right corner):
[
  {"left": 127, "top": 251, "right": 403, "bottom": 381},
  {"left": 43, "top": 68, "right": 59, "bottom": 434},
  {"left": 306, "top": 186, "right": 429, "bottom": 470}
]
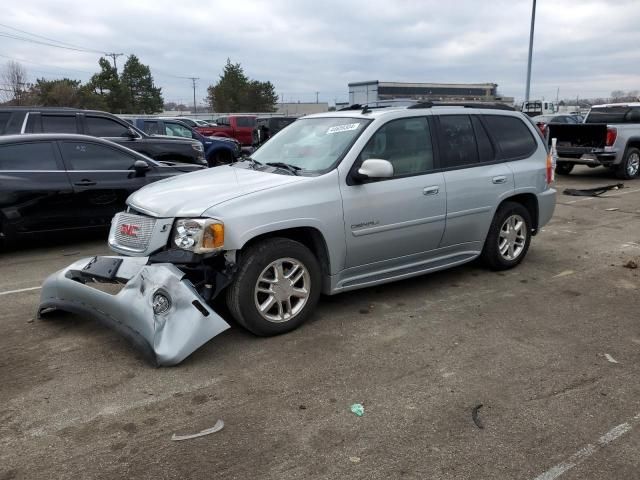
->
[
  {"left": 133, "top": 160, "right": 151, "bottom": 175},
  {"left": 125, "top": 127, "right": 139, "bottom": 139},
  {"left": 357, "top": 159, "right": 394, "bottom": 179}
]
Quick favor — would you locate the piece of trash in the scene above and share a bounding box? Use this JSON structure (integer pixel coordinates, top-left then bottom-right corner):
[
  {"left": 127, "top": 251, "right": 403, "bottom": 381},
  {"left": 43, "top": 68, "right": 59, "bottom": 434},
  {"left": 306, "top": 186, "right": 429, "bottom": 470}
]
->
[
  {"left": 349, "top": 456, "right": 361, "bottom": 463},
  {"left": 552, "top": 270, "right": 575, "bottom": 278},
  {"left": 171, "top": 419, "right": 224, "bottom": 441},
  {"left": 563, "top": 183, "right": 624, "bottom": 197},
  {"left": 299, "top": 405, "right": 307, "bottom": 410},
  {"left": 27, "top": 318, "right": 34, "bottom": 323},
  {"left": 62, "top": 251, "right": 81, "bottom": 257},
  {"left": 605, "top": 207, "right": 620, "bottom": 211},
  {"left": 472, "top": 404, "right": 484, "bottom": 429},
  {"left": 604, "top": 353, "right": 619, "bottom": 364},
  {"left": 623, "top": 260, "right": 638, "bottom": 269},
  {"left": 350, "top": 403, "right": 364, "bottom": 417}
]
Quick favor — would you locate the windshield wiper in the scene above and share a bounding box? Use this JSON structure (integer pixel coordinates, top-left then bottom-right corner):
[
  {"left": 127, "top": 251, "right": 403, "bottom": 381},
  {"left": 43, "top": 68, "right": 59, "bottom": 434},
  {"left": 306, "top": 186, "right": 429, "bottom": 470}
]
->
[
  {"left": 243, "top": 156, "right": 262, "bottom": 169},
  {"left": 265, "top": 162, "right": 301, "bottom": 176}
]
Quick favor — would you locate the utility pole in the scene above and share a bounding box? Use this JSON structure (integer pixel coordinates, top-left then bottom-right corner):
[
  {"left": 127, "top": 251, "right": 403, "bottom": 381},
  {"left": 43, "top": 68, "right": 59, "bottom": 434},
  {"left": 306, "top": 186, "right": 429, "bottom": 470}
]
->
[
  {"left": 524, "top": 0, "right": 537, "bottom": 103},
  {"left": 106, "top": 53, "right": 124, "bottom": 73},
  {"left": 315, "top": 91, "right": 319, "bottom": 103},
  {"left": 556, "top": 87, "right": 560, "bottom": 109},
  {"left": 188, "top": 77, "right": 199, "bottom": 114}
]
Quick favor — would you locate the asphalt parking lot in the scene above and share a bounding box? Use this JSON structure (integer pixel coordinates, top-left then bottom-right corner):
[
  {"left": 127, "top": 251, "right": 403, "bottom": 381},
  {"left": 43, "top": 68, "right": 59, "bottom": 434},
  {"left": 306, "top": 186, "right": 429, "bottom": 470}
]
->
[{"left": 1, "top": 167, "right": 639, "bottom": 480}]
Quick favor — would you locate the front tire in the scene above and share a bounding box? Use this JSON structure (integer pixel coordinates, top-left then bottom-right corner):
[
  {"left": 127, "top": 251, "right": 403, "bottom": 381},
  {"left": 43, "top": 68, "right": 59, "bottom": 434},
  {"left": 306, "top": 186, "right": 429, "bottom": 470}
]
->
[
  {"left": 555, "top": 163, "right": 574, "bottom": 175},
  {"left": 226, "top": 238, "right": 322, "bottom": 336},
  {"left": 616, "top": 147, "right": 640, "bottom": 180},
  {"left": 481, "top": 201, "right": 532, "bottom": 271}
]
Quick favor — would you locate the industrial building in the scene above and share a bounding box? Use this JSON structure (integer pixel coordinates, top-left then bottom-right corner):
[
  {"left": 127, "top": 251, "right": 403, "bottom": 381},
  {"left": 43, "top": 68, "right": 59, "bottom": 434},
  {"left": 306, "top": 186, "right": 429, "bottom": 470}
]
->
[{"left": 348, "top": 80, "right": 514, "bottom": 106}]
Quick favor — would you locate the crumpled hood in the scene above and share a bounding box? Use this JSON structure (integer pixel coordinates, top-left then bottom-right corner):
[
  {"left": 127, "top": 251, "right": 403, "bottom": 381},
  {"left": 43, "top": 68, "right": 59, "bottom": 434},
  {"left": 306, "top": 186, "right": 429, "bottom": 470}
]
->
[{"left": 128, "top": 165, "right": 303, "bottom": 218}]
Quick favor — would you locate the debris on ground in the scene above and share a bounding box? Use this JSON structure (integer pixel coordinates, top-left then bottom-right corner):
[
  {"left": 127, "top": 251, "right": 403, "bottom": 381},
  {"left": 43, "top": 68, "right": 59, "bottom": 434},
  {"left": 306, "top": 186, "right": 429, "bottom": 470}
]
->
[
  {"left": 563, "top": 183, "right": 624, "bottom": 197},
  {"left": 605, "top": 207, "right": 620, "bottom": 211},
  {"left": 604, "top": 353, "right": 619, "bottom": 364},
  {"left": 350, "top": 403, "right": 364, "bottom": 417},
  {"left": 472, "top": 404, "right": 484, "bottom": 429},
  {"left": 623, "top": 259, "right": 638, "bottom": 269},
  {"left": 62, "top": 251, "right": 81, "bottom": 257},
  {"left": 349, "top": 456, "right": 361, "bottom": 463},
  {"left": 171, "top": 419, "right": 224, "bottom": 441}
]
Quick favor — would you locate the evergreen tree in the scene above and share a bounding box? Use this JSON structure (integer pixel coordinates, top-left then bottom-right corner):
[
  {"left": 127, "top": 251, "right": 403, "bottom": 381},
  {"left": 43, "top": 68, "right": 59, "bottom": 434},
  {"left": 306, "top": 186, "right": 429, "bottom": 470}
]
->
[
  {"left": 120, "top": 55, "right": 163, "bottom": 113},
  {"left": 207, "top": 59, "right": 277, "bottom": 112}
]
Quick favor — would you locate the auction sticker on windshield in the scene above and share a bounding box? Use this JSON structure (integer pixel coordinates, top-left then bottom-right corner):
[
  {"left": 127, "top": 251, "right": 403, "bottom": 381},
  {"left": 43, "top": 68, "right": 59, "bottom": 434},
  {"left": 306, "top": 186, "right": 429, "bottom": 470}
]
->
[{"left": 327, "top": 123, "right": 360, "bottom": 134}]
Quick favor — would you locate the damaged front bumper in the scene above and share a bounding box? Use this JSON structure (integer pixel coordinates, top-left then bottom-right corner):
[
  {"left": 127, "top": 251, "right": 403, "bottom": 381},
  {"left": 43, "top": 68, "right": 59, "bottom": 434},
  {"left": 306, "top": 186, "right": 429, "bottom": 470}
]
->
[{"left": 38, "top": 255, "right": 231, "bottom": 366}]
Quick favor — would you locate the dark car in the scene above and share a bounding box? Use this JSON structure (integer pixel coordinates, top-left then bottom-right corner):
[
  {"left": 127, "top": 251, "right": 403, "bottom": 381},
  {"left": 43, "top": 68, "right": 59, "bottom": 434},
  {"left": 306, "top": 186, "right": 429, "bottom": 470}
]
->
[
  {"left": 0, "top": 107, "right": 207, "bottom": 166},
  {"left": 252, "top": 116, "right": 297, "bottom": 147},
  {"left": 531, "top": 114, "right": 581, "bottom": 136},
  {"left": 0, "top": 134, "right": 204, "bottom": 242},
  {"left": 131, "top": 118, "right": 241, "bottom": 166}
]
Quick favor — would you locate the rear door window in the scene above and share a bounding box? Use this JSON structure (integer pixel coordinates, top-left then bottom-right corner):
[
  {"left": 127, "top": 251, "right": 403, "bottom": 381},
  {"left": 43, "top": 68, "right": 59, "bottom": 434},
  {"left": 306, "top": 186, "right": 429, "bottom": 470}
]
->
[
  {"left": 85, "top": 116, "right": 130, "bottom": 137},
  {"left": 60, "top": 141, "right": 136, "bottom": 170},
  {"left": 41, "top": 115, "right": 78, "bottom": 134},
  {"left": 0, "top": 142, "right": 59, "bottom": 170},
  {"left": 437, "top": 115, "right": 479, "bottom": 168},
  {"left": 483, "top": 115, "right": 537, "bottom": 160},
  {"left": 143, "top": 120, "right": 162, "bottom": 135}
]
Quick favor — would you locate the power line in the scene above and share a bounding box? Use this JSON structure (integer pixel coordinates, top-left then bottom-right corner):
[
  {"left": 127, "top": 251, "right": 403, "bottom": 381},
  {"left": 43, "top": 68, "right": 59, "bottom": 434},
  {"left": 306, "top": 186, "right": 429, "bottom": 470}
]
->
[
  {"left": 0, "top": 22, "right": 102, "bottom": 52},
  {"left": 0, "top": 53, "right": 93, "bottom": 75},
  {"left": 0, "top": 32, "right": 103, "bottom": 54}
]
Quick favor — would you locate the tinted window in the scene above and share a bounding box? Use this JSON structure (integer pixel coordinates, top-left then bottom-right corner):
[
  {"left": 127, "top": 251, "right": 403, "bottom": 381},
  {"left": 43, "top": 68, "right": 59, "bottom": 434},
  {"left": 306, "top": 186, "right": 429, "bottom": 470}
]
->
[
  {"left": 438, "top": 115, "right": 479, "bottom": 167},
  {"left": 60, "top": 142, "right": 136, "bottom": 170},
  {"left": 586, "top": 107, "right": 640, "bottom": 124},
  {"left": 0, "top": 142, "right": 58, "bottom": 170},
  {"left": 85, "top": 116, "right": 130, "bottom": 137},
  {"left": 361, "top": 117, "right": 434, "bottom": 176},
  {"left": 143, "top": 120, "right": 162, "bottom": 135},
  {"left": 483, "top": 115, "right": 537, "bottom": 159},
  {"left": 42, "top": 115, "right": 77, "bottom": 133},
  {"left": 236, "top": 117, "right": 256, "bottom": 127},
  {"left": 471, "top": 116, "right": 495, "bottom": 163},
  {"left": 0, "top": 112, "right": 11, "bottom": 134}
]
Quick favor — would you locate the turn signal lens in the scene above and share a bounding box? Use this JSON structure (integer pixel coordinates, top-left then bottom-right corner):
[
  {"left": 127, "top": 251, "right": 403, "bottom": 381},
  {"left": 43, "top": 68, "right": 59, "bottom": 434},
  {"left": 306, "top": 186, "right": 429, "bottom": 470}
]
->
[{"left": 203, "top": 223, "right": 224, "bottom": 249}]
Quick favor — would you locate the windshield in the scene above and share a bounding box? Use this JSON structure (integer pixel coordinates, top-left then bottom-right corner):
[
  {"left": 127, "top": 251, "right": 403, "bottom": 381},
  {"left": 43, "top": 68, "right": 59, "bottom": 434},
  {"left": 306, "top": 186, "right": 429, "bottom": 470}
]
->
[{"left": 250, "top": 117, "right": 371, "bottom": 173}]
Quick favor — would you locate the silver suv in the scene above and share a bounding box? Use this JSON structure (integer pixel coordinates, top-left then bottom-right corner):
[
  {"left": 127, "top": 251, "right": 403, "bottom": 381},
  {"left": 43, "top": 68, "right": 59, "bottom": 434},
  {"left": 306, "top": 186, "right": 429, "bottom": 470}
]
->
[{"left": 39, "top": 103, "right": 557, "bottom": 365}]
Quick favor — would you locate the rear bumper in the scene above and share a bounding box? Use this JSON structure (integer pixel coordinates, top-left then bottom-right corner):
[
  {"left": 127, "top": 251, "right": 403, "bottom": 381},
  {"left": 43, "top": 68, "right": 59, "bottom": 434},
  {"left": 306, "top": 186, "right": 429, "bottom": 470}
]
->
[
  {"left": 537, "top": 188, "right": 556, "bottom": 229},
  {"left": 38, "top": 256, "right": 230, "bottom": 366},
  {"left": 557, "top": 151, "right": 618, "bottom": 166}
]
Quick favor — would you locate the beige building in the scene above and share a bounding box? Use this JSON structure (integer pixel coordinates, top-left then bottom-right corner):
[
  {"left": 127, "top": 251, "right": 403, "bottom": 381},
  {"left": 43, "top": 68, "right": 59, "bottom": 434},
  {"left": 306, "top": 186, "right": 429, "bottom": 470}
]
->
[{"left": 275, "top": 102, "right": 329, "bottom": 116}]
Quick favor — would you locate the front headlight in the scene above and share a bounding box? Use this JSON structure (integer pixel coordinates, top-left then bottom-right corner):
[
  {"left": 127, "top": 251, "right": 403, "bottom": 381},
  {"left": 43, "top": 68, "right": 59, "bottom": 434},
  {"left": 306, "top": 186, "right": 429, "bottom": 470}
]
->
[{"left": 173, "top": 219, "right": 224, "bottom": 253}]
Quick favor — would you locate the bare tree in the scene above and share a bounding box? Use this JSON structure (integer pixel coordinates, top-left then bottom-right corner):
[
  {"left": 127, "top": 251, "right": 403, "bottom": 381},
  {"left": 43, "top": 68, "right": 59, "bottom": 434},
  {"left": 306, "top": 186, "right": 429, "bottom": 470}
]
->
[{"left": 1, "top": 61, "right": 28, "bottom": 105}]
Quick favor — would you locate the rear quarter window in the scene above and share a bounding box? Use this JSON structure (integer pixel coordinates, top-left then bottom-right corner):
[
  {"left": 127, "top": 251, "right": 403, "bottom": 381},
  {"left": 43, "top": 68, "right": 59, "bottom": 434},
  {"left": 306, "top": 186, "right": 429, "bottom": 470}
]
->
[
  {"left": 236, "top": 117, "right": 256, "bottom": 127},
  {"left": 41, "top": 115, "right": 78, "bottom": 134},
  {"left": 0, "top": 142, "right": 59, "bottom": 170},
  {"left": 483, "top": 115, "right": 537, "bottom": 159}
]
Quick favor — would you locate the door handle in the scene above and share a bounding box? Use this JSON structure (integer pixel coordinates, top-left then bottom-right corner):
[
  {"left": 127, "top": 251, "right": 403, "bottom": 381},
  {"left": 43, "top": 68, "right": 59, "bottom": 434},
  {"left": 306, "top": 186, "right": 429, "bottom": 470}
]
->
[
  {"left": 423, "top": 186, "right": 439, "bottom": 195},
  {"left": 74, "top": 180, "right": 96, "bottom": 186},
  {"left": 492, "top": 175, "right": 507, "bottom": 184}
]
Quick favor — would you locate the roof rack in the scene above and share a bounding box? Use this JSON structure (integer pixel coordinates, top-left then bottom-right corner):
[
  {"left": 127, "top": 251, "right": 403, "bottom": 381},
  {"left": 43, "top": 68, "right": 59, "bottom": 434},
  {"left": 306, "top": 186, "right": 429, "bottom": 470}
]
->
[
  {"left": 337, "top": 103, "right": 401, "bottom": 114},
  {"left": 407, "top": 102, "right": 515, "bottom": 111}
]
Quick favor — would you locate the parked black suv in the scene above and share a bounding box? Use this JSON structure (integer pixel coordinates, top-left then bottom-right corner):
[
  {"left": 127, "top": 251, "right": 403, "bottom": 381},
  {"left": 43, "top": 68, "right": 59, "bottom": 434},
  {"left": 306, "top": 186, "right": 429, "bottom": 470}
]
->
[{"left": 0, "top": 107, "right": 206, "bottom": 166}]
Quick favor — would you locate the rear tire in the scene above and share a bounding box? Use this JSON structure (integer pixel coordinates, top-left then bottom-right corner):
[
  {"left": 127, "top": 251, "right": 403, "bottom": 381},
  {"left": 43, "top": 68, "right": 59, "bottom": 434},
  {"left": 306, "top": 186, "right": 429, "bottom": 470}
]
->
[
  {"left": 481, "top": 201, "right": 532, "bottom": 271},
  {"left": 226, "top": 238, "right": 322, "bottom": 336},
  {"left": 555, "top": 163, "right": 574, "bottom": 175},
  {"left": 616, "top": 147, "right": 640, "bottom": 180}
]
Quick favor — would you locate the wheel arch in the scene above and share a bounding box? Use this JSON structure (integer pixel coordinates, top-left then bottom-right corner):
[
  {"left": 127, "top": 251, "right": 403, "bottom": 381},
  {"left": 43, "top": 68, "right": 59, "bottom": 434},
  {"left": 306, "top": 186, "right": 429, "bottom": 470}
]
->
[
  {"left": 238, "top": 226, "right": 332, "bottom": 278},
  {"left": 499, "top": 193, "right": 539, "bottom": 235}
]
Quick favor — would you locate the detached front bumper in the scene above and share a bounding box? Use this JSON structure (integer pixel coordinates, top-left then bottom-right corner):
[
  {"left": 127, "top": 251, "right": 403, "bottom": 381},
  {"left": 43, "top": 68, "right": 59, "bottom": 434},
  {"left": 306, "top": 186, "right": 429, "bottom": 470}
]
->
[{"left": 38, "top": 256, "right": 230, "bottom": 366}]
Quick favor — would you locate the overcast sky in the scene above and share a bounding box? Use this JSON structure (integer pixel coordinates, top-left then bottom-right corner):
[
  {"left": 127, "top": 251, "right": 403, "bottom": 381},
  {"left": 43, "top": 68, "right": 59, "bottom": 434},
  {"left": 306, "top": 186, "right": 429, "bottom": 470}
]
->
[{"left": 1, "top": 0, "right": 639, "bottom": 106}]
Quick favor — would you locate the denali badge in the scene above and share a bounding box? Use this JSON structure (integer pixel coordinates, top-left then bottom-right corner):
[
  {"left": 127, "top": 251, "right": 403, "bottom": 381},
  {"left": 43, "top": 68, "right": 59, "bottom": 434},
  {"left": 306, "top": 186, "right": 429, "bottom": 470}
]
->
[{"left": 120, "top": 224, "right": 139, "bottom": 237}]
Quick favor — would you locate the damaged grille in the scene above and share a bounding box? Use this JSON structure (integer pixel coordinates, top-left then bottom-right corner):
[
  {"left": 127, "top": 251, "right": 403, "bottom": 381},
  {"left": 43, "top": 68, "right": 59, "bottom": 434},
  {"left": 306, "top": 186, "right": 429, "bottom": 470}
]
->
[{"left": 112, "top": 212, "right": 157, "bottom": 252}]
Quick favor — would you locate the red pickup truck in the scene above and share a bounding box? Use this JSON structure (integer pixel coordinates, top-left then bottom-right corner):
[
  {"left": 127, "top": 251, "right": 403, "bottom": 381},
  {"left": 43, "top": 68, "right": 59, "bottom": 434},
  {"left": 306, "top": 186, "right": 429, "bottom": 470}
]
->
[{"left": 207, "top": 115, "right": 257, "bottom": 145}]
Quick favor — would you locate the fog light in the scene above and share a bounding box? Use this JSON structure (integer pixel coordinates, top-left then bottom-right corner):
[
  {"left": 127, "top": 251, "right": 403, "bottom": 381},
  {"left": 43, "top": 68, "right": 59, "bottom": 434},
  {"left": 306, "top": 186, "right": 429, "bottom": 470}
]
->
[{"left": 152, "top": 291, "right": 171, "bottom": 315}]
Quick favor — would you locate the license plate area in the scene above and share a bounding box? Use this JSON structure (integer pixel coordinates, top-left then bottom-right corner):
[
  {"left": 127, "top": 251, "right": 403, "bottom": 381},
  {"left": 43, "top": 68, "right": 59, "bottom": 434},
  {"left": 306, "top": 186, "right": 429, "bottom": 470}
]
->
[{"left": 82, "top": 256, "right": 124, "bottom": 281}]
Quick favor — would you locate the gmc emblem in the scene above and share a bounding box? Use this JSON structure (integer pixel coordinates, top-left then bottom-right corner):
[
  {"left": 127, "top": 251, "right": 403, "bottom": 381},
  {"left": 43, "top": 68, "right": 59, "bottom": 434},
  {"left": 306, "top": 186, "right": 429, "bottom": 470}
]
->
[{"left": 120, "top": 224, "right": 139, "bottom": 237}]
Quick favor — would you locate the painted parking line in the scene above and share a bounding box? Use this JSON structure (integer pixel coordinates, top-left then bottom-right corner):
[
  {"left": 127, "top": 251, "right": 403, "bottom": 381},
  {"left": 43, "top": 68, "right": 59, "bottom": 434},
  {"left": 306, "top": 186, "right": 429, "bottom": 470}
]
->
[
  {"left": 0, "top": 286, "right": 41, "bottom": 296},
  {"left": 532, "top": 413, "right": 640, "bottom": 480}
]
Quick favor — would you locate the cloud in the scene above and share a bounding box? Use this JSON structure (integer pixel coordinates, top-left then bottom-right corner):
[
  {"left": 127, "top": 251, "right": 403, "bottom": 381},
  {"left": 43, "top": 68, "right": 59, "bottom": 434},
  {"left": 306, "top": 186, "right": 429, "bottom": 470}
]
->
[{"left": 1, "top": 0, "right": 638, "bottom": 105}]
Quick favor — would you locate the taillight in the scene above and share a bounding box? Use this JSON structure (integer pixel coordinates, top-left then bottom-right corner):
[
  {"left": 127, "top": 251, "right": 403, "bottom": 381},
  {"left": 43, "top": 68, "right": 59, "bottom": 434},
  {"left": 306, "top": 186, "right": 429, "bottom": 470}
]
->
[
  {"left": 606, "top": 127, "right": 617, "bottom": 147},
  {"left": 537, "top": 122, "right": 547, "bottom": 136},
  {"left": 546, "top": 138, "right": 556, "bottom": 185}
]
